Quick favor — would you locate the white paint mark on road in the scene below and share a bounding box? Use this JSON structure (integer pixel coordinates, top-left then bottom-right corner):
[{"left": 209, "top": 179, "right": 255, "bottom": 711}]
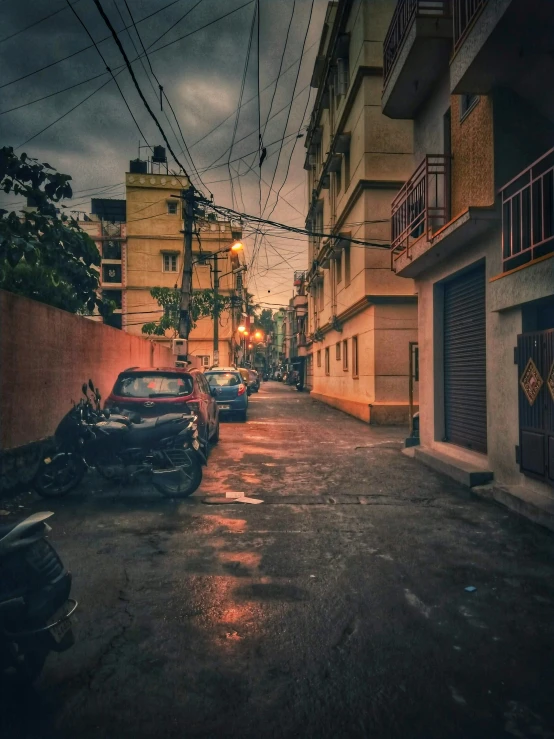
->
[
  {"left": 404, "top": 589, "right": 431, "bottom": 618},
  {"left": 377, "top": 554, "right": 394, "bottom": 561}
]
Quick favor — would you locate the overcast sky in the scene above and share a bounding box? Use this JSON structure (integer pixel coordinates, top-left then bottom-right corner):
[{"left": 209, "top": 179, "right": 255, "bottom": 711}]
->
[{"left": 0, "top": 0, "right": 328, "bottom": 307}]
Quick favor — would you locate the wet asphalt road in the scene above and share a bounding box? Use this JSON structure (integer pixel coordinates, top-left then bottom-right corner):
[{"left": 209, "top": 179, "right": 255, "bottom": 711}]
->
[{"left": 3, "top": 382, "right": 554, "bottom": 739}]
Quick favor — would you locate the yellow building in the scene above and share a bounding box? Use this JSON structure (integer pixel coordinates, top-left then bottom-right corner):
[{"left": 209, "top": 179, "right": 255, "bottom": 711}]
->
[
  {"left": 304, "top": 0, "right": 418, "bottom": 424},
  {"left": 124, "top": 166, "right": 243, "bottom": 367}
]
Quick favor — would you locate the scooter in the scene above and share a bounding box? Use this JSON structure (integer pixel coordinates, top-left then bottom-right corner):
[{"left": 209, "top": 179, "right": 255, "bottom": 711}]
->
[
  {"left": 33, "top": 381, "right": 206, "bottom": 499},
  {"left": 0, "top": 512, "right": 77, "bottom": 683}
]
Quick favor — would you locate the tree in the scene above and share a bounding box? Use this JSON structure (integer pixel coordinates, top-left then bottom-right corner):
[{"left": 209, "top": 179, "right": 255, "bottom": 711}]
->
[
  {"left": 0, "top": 147, "right": 109, "bottom": 315},
  {"left": 255, "top": 308, "right": 275, "bottom": 335},
  {"left": 142, "top": 287, "right": 233, "bottom": 337}
]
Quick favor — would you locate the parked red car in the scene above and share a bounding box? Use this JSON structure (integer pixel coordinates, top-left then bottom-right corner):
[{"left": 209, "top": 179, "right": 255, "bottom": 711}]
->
[{"left": 104, "top": 366, "right": 219, "bottom": 445}]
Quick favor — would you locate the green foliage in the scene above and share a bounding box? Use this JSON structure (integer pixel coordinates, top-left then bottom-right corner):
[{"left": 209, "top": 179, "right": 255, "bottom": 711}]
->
[
  {"left": 255, "top": 308, "right": 275, "bottom": 335},
  {"left": 142, "top": 287, "right": 233, "bottom": 337},
  {"left": 0, "top": 147, "right": 109, "bottom": 315}
]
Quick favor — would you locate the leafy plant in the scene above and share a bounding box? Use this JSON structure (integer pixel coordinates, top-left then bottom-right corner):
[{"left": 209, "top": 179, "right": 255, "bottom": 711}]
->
[
  {"left": 0, "top": 147, "right": 109, "bottom": 315},
  {"left": 142, "top": 287, "right": 233, "bottom": 337}
]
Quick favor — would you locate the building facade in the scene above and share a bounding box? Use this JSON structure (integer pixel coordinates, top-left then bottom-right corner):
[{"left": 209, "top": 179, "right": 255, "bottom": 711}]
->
[
  {"left": 123, "top": 165, "right": 244, "bottom": 366},
  {"left": 304, "top": 0, "right": 419, "bottom": 425},
  {"left": 382, "top": 0, "right": 554, "bottom": 496}
]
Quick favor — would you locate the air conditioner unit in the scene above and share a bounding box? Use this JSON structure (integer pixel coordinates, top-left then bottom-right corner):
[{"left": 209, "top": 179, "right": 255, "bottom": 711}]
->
[{"left": 172, "top": 338, "right": 188, "bottom": 356}]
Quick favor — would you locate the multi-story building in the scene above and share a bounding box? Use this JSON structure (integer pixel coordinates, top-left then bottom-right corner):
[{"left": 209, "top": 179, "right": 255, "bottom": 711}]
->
[
  {"left": 382, "top": 0, "right": 554, "bottom": 499},
  {"left": 304, "top": 0, "right": 419, "bottom": 424},
  {"left": 80, "top": 198, "right": 127, "bottom": 330},
  {"left": 124, "top": 162, "right": 243, "bottom": 366},
  {"left": 81, "top": 156, "right": 245, "bottom": 366}
]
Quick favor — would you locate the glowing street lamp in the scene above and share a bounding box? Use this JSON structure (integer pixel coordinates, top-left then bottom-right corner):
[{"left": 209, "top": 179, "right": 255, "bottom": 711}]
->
[
  {"left": 238, "top": 325, "right": 246, "bottom": 333},
  {"left": 230, "top": 241, "right": 243, "bottom": 253},
  {"left": 254, "top": 330, "right": 263, "bottom": 340}
]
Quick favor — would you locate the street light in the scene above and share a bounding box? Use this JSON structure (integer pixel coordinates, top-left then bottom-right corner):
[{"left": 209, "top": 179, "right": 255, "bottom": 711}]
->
[
  {"left": 230, "top": 241, "right": 243, "bottom": 253},
  {"left": 254, "top": 330, "right": 263, "bottom": 340},
  {"left": 238, "top": 325, "right": 246, "bottom": 333}
]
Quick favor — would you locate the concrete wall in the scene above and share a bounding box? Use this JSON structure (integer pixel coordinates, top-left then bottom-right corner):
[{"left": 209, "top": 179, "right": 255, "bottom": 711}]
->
[
  {"left": 0, "top": 290, "right": 173, "bottom": 450},
  {"left": 450, "top": 95, "right": 495, "bottom": 214}
]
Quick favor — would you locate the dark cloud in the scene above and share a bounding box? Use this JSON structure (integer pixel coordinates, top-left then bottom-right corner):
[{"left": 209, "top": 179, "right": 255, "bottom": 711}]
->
[{"left": 0, "top": 0, "right": 327, "bottom": 300}]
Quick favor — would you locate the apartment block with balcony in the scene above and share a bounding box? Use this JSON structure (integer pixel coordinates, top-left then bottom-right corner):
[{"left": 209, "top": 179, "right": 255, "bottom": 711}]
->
[
  {"left": 383, "top": 0, "right": 554, "bottom": 500},
  {"left": 79, "top": 198, "right": 127, "bottom": 330},
  {"left": 304, "top": 0, "right": 418, "bottom": 424}
]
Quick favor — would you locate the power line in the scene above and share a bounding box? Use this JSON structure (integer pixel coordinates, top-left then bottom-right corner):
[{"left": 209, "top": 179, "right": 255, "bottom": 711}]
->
[
  {"left": 0, "top": 0, "right": 85, "bottom": 45},
  {"left": 92, "top": 0, "right": 190, "bottom": 178},
  {"left": 0, "top": 0, "right": 186, "bottom": 91},
  {"left": 121, "top": 0, "right": 209, "bottom": 193},
  {"left": 65, "top": 0, "right": 152, "bottom": 148},
  {"left": 227, "top": 2, "right": 257, "bottom": 208}
]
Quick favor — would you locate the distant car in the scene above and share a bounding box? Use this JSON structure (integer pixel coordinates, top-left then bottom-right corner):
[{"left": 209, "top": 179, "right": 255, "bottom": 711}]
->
[
  {"left": 248, "top": 369, "right": 260, "bottom": 392},
  {"left": 204, "top": 369, "right": 248, "bottom": 422},
  {"left": 236, "top": 367, "right": 254, "bottom": 395},
  {"left": 105, "top": 366, "right": 219, "bottom": 445}
]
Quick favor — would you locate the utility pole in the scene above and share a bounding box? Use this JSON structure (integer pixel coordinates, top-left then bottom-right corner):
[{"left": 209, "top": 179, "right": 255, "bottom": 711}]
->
[
  {"left": 179, "top": 187, "right": 195, "bottom": 349},
  {"left": 213, "top": 252, "right": 219, "bottom": 367}
]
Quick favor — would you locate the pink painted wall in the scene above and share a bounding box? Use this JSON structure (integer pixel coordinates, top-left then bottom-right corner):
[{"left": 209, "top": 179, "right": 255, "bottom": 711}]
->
[{"left": 0, "top": 290, "right": 173, "bottom": 449}]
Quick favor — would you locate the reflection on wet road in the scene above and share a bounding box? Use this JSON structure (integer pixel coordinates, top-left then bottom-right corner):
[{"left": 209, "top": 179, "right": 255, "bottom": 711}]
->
[{"left": 3, "top": 382, "right": 554, "bottom": 739}]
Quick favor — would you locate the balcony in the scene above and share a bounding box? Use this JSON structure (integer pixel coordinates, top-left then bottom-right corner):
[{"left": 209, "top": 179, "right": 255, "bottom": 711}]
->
[
  {"left": 382, "top": 0, "right": 452, "bottom": 119},
  {"left": 391, "top": 155, "right": 450, "bottom": 267},
  {"left": 450, "top": 0, "right": 554, "bottom": 109},
  {"left": 392, "top": 155, "right": 498, "bottom": 276},
  {"left": 293, "top": 294, "right": 308, "bottom": 310},
  {"left": 500, "top": 147, "right": 554, "bottom": 273}
]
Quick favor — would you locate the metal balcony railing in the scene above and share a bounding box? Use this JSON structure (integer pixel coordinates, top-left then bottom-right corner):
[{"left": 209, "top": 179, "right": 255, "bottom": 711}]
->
[
  {"left": 383, "top": 0, "right": 451, "bottom": 84},
  {"left": 391, "top": 155, "right": 450, "bottom": 268},
  {"left": 453, "top": 0, "right": 487, "bottom": 53},
  {"left": 500, "top": 147, "right": 554, "bottom": 273}
]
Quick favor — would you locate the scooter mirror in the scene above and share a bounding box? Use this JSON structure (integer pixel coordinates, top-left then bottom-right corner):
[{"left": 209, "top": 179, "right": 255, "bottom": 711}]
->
[
  {"left": 82, "top": 383, "right": 88, "bottom": 396},
  {"left": 88, "top": 379, "right": 95, "bottom": 391}
]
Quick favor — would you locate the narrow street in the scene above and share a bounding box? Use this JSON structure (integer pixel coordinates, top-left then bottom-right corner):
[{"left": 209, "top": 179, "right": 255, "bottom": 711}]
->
[{"left": 3, "top": 383, "right": 554, "bottom": 739}]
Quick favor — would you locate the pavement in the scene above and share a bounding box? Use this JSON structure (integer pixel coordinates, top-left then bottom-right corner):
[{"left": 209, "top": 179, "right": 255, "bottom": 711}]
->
[{"left": 2, "top": 382, "right": 554, "bottom": 739}]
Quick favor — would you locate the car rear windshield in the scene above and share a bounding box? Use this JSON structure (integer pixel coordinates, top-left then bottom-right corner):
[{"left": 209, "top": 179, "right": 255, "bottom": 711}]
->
[
  {"left": 114, "top": 373, "right": 193, "bottom": 398},
  {"left": 205, "top": 372, "right": 241, "bottom": 387}
]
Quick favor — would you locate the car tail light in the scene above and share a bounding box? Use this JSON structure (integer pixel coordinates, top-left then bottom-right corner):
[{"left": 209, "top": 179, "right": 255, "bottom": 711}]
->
[{"left": 238, "top": 384, "right": 246, "bottom": 396}]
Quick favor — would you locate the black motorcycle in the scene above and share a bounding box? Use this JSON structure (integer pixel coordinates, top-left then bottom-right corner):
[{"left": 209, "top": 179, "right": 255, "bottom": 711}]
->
[
  {"left": 0, "top": 512, "right": 77, "bottom": 683},
  {"left": 33, "top": 381, "right": 206, "bottom": 499}
]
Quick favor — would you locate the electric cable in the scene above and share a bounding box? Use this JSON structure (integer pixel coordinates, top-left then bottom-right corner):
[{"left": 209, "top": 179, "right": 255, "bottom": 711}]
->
[{"left": 92, "top": 0, "right": 191, "bottom": 177}]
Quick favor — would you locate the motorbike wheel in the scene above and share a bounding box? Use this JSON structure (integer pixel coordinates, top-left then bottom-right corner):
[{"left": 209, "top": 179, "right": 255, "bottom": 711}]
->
[
  {"left": 34, "top": 454, "right": 85, "bottom": 498},
  {"left": 153, "top": 453, "right": 203, "bottom": 498}
]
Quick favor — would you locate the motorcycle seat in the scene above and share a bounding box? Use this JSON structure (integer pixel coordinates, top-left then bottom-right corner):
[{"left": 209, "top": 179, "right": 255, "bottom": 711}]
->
[{"left": 130, "top": 414, "right": 185, "bottom": 432}]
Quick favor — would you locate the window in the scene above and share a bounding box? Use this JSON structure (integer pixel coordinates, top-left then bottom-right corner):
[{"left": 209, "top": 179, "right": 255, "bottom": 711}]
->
[
  {"left": 342, "top": 339, "right": 348, "bottom": 371},
  {"left": 337, "top": 57, "right": 349, "bottom": 96},
  {"left": 344, "top": 246, "right": 351, "bottom": 286},
  {"left": 163, "top": 253, "right": 178, "bottom": 272},
  {"left": 114, "top": 373, "right": 193, "bottom": 398},
  {"left": 103, "top": 264, "right": 121, "bottom": 283},
  {"left": 325, "top": 347, "right": 330, "bottom": 375},
  {"left": 317, "top": 350, "right": 322, "bottom": 367},
  {"left": 167, "top": 200, "right": 178, "bottom": 215},
  {"left": 460, "top": 94, "right": 479, "bottom": 120},
  {"left": 197, "top": 355, "right": 210, "bottom": 368},
  {"left": 336, "top": 253, "right": 342, "bottom": 284},
  {"left": 336, "top": 342, "right": 341, "bottom": 361},
  {"left": 352, "top": 336, "right": 359, "bottom": 378},
  {"left": 205, "top": 372, "right": 241, "bottom": 387}
]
